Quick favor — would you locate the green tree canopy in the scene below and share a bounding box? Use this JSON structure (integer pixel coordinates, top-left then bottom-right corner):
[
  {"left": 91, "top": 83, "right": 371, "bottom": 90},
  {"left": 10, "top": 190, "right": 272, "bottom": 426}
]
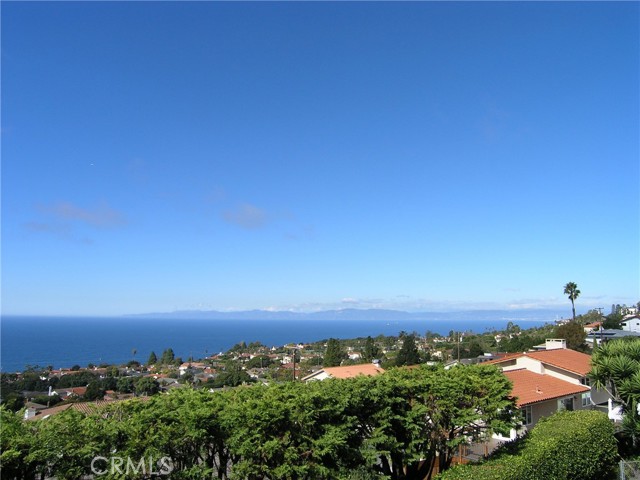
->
[
  {"left": 147, "top": 351, "right": 157, "bottom": 365},
  {"left": 160, "top": 348, "right": 175, "bottom": 365},
  {"left": 324, "top": 338, "right": 346, "bottom": 367},
  {"left": 245, "top": 355, "right": 274, "bottom": 369},
  {"left": 83, "top": 381, "right": 105, "bottom": 401},
  {"left": 554, "top": 321, "right": 587, "bottom": 351},
  {"left": 395, "top": 334, "right": 421, "bottom": 366},
  {"left": 362, "top": 336, "right": 381, "bottom": 363},
  {"left": 603, "top": 312, "right": 623, "bottom": 330},
  {"left": 116, "top": 376, "right": 135, "bottom": 394},
  {"left": 134, "top": 377, "right": 159, "bottom": 396},
  {"left": 1, "top": 364, "right": 519, "bottom": 480}
]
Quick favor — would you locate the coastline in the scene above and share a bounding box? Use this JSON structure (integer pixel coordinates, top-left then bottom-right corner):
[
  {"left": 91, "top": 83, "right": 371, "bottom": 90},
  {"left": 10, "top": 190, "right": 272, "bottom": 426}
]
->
[{"left": 0, "top": 315, "right": 552, "bottom": 373}]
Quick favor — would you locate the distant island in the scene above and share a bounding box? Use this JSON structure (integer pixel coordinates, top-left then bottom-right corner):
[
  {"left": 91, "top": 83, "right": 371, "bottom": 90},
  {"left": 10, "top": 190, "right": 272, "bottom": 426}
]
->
[{"left": 125, "top": 307, "right": 570, "bottom": 322}]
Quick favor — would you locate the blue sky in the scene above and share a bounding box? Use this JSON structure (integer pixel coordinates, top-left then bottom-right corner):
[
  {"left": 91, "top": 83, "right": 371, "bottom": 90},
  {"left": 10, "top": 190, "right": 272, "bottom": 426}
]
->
[{"left": 2, "top": 2, "right": 638, "bottom": 316}]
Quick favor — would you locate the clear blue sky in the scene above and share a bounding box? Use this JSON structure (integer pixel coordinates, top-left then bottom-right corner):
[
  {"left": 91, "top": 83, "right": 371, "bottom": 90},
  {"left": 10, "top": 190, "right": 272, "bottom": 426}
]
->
[{"left": 2, "top": 2, "right": 638, "bottom": 316}]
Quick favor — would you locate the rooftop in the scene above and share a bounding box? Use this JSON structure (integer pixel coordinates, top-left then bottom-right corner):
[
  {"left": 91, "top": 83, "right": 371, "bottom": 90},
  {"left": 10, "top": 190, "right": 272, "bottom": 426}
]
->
[
  {"left": 485, "top": 348, "right": 592, "bottom": 376},
  {"left": 524, "top": 349, "right": 592, "bottom": 376},
  {"left": 504, "top": 369, "right": 590, "bottom": 407},
  {"left": 319, "top": 363, "right": 385, "bottom": 379}
]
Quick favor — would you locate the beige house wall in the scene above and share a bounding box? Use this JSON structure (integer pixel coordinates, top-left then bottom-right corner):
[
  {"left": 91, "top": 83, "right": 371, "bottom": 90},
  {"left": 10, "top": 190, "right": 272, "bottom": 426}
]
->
[{"left": 542, "top": 364, "right": 582, "bottom": 384}]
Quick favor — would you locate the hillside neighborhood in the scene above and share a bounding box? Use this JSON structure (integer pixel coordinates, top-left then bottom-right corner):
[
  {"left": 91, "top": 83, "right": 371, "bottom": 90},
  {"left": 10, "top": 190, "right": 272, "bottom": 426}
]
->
[{"left": 2, "top": 305, "right": 640, "bottom": 479}]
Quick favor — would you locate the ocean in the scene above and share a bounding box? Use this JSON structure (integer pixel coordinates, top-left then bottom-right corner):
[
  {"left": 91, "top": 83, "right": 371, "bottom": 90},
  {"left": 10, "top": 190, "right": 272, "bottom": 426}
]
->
[{"left": 0, "top": 316, "right": 548, "bottom": 373}]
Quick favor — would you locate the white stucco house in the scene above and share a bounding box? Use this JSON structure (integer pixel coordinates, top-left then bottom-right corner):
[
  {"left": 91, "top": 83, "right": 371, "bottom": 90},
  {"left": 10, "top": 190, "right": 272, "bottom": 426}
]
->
[
  {"left": 621, "top": 315, "right": 640, "bottom": 333},
  {"left": 486, "top": 343, "right": 611, "bottom": 439}
]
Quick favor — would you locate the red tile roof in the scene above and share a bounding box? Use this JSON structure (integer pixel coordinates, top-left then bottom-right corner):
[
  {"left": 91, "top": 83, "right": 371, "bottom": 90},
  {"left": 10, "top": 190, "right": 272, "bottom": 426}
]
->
[
  {"left": 484, "top": 349, "right": 592, "bottom": 376},
  {"left": 28, "top": 397, "right": 150, "bottom": 421},
  {"left": 504, "top": 369, "right": 590, "bottom": 407},
  {"left": 524, "top": 349, "right": 592, "bottom": 376},
  {"left": 322, "top": 364, "right": 385, "bottom": 379},
  {"left": 484, "top": 352, "right": 523, "bottom": 365}
]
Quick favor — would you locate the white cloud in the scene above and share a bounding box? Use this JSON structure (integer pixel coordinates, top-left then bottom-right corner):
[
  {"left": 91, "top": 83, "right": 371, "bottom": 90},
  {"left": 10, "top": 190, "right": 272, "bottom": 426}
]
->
[
  {"left": 40, "top": 201, "right": 126, "bottom": 228},
  {"left": 222, "top": 203, "right": 268, "bottom": 230},
  {"left": 341, "top": 297, "right": 360, "bottom": 304}
]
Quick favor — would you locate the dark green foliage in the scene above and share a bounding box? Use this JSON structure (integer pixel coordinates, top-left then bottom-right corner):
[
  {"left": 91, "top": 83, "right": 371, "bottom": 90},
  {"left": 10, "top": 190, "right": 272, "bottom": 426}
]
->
[
  {"left": 206, "top": 369, "right": 254, "bottom": 388},
  {"left": 245, "top": 355, "right": 274, "bottom": 369},
  {"left": 324, "top": 338, "right": 346, "bottom": 367},
  {"left": 56, "top": 371, "right": 98, "bottom": 388},
  {"left": 498, "top": 333, "right": 546, "bottom": 353},
  {"left": 603, "top": 312, "right": 623, "bottom": 329},
  {"left": 437, "top": 410, "right": 617, "bottom": 480},
  {"left": 4, "top": 394, "right": 26, "bottom": 412},
  {"left": 147, "top": 351, "right": 158, "bottom": 364},
  {"left": 116, "top": 376, "right": 135, "bottom": 393},
  {"left": 1, "top": 364, "right": 517, "bottom": 480},
  {"left": 362, "top": 336, "right": 381, "bottom": 362},
  {"left": 30, "top": 395, "right": 62, "bottom": 408},
  {"left": 229, "top": 341, "right": 248, "bottom": 352},
  {"left": 468, "top": 341, "right": 484, "bottom": 358},
  {"left": 160, "top": 348, "right": 175, "bottom": 364},
  {"left": 554, "top": 321, "right": 587, "bottom": 351},
  {"left": 590, "top": 337, "right": 640, "bottom": 447},
  {"left": 100, "top": 376, "right": 118, "bottom": 391},
  {"left": 83, "top": 381, "right": 106, "bottom": 401},
  {"left": 452, "top": 340, "right": 485, "bottom": 360},
  {"left": 0, "top": 407, "right": 39, "bottom": 479},
  {"left": 395, "top": 333, "right": 421, "bottom": 366},
  {"left": 134, "top": 377, "right": 159, "bottom": 396},
  {"left": 1, "top": 371, "right": 50, "bottom": 395}
]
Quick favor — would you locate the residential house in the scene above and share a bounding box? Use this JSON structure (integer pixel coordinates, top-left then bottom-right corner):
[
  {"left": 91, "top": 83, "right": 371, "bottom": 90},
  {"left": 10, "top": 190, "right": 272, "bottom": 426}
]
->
[
  {"left": 583, "top": 322, "right": 603, "bottom": 334},
  {"left": 178, "top": 362, "right": 207, "bottom": 376},
  {"left": 26, "top": 396, "right": 151, "bottom": 421},
  {"left": 531, "top": 338, "right": 567, "bottom": 351},
  {"left": 486, "top": 343, "right": 609, "bottom": 434},
  {"left": 444, "top": 358, "right": 478, "bottom": 369},
  {"left": 301, "top": 363, "right": 385, "bottom": 382},
  {"left": 503, "top": 369, "right": 590, "bottom": 430},
  {"left": 23, "top": 402, "right": 48, "bottom": 420},
  {"left": 52, "top": 386, "right": 87, "bottom": 400},
  {"left": 26, "top": 399, "right": 114, "bottom": 421},
  {"left": 586, "top": 328, "right": 640, "bottom": 347},
  {"left": 621, "top": 315, "right": 640, "bottom": 333}
]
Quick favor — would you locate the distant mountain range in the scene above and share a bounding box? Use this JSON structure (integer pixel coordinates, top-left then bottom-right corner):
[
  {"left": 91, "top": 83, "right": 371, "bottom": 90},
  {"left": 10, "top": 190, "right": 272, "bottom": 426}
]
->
[{"left": 126, "top": 307, "right": 570, "bottom": 323}]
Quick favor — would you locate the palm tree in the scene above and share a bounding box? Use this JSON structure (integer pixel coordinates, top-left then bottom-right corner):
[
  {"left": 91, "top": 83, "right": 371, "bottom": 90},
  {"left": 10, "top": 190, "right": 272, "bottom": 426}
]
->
[
  {"left": 564, "top": 282, "right": 581, "bottom": 321},
  {"left": 590, "top": 338, "right": 640, "bottom": 447}
]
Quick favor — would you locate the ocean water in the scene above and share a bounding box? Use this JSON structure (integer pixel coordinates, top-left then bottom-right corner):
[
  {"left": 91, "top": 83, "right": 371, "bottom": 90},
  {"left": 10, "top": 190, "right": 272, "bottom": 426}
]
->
[{"left": 0, "top": 316, "right": 547, "bottom": 373}]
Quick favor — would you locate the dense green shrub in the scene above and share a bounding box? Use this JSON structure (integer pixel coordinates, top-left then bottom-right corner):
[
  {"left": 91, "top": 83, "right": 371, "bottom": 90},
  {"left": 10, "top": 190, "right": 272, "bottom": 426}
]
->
[
  {"left": 2, "top": 364, "right": 517, "bottom": 480},
  {"left": 437, "top": 410, "right": 618, "bottom": 480}
]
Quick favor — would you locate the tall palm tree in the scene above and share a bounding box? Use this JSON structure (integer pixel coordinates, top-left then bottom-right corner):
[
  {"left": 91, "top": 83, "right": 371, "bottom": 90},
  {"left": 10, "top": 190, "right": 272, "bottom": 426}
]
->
[{"left": 564, "top": 282, "right": 581, "bottom": 321}]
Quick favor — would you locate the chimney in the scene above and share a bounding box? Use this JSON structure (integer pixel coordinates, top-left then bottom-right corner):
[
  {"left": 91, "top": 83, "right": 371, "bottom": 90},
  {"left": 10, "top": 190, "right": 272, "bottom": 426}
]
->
[{"left": 544, "top": 339, "right": 567, "bottom": 350}]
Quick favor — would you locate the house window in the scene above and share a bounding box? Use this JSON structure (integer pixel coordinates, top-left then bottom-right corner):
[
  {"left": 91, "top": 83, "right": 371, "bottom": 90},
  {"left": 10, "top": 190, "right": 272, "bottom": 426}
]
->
[
  {"left": 521, "top": 405, "right": 533, "bottom": 425},
  {"left": 558, "top": 397, "right": 574, "bottom": 411},
  {"left": 581, "top": 392, "right": 591, "bottom": 407},
  {"left": 580, "top": 377, "right": 591, "bottom": 387}
]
